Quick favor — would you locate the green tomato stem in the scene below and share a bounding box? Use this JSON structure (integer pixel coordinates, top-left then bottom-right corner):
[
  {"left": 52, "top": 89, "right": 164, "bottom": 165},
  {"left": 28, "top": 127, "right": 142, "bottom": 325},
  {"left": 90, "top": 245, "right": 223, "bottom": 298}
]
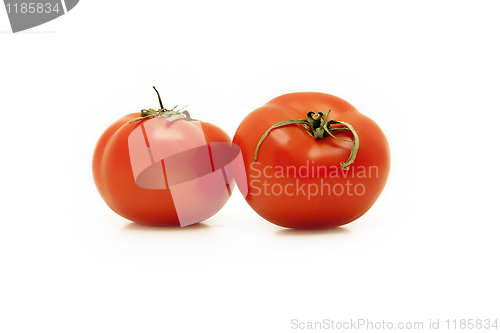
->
[
  {"left": 128, "top": 87, "right": 194, "bottom": 124},
  {"left": 253, "top": 110, "right": 359, "bottom": 170}
]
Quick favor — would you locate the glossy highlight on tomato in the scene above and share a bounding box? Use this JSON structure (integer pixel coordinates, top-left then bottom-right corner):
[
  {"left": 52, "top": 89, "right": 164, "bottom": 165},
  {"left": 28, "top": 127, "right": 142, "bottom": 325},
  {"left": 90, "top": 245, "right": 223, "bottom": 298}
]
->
[{"left": 233, "top": 92, "right": 390, "bottom": 229}]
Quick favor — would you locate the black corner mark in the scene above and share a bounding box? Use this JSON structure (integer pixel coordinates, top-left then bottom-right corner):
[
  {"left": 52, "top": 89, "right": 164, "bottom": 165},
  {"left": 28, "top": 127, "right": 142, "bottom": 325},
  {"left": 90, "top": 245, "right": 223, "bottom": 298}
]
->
[
  {"left": 64, "top": 0, "right": 77, "bottom": 11},
  {"left": 4, "top": 0, "right": 79, "bottom": 33}
]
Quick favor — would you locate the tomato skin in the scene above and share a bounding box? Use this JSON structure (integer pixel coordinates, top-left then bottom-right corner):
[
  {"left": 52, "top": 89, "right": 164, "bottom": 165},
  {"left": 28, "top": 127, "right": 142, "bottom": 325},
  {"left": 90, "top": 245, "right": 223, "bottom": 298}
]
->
[
  {"left": 233, "top": 92, "right": 390, "bottom": 229},
  {"left": 92, "top": 114, "right": 232, "bottom": 227}
]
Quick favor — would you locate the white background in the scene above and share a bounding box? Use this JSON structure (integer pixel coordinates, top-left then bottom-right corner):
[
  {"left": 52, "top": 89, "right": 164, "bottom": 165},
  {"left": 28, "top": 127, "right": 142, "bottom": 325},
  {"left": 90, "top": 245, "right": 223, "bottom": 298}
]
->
[{"left": 1, "top": 1, "right": 499, "bottom": 332}]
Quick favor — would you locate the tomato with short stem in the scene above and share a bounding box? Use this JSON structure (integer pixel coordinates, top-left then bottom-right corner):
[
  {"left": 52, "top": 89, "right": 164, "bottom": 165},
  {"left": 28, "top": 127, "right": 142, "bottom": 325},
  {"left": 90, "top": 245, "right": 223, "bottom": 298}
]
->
[{"left": 93, "top": 87, "right": 233, "bottom": 227}]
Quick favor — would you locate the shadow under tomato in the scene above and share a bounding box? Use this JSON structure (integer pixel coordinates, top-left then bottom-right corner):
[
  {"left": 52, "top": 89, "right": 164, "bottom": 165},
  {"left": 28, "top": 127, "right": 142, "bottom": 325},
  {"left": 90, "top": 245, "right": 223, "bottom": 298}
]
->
[
  {"left": 122, "top": 222, "right": 211, "bottom": 232},
  {"left": 274, "top": 226, "right": 351, "bottom": 237}
]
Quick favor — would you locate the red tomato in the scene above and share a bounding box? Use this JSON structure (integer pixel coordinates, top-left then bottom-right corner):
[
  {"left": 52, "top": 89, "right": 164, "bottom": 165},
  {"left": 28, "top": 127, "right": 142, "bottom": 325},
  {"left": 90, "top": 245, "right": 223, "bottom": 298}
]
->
[
  {"left": 233, "top": 92, "right": 390, "bottom": 229},
  {"left": 93, "top": 88, "right": 233, "bottom": 227}
]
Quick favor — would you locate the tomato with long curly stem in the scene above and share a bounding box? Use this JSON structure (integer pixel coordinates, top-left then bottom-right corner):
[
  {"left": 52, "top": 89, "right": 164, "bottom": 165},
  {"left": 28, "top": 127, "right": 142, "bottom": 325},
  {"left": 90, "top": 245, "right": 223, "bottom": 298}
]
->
[{"left": 233, "top": 92, "right": 390, "bottom": 229}]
